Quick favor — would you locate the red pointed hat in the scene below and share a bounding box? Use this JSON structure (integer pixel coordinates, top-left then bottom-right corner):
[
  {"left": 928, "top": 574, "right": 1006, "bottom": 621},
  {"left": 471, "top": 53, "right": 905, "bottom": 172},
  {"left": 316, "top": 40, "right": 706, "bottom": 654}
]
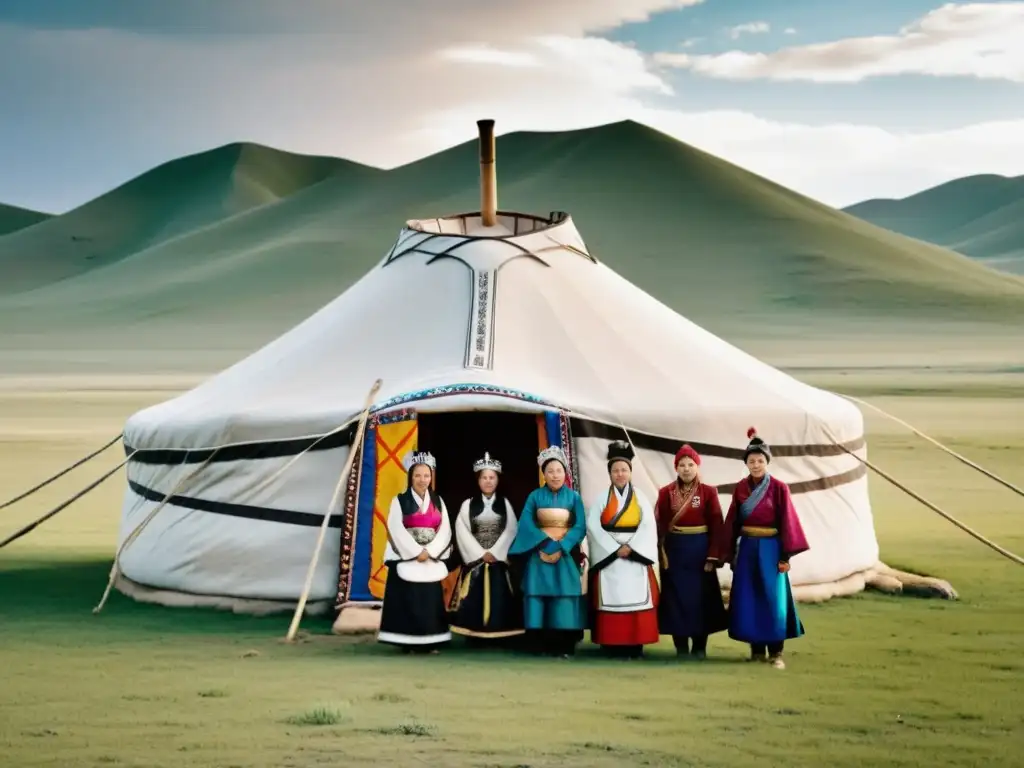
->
[{"left": 674, "top": 444, "right": 701, "bottom": 466}]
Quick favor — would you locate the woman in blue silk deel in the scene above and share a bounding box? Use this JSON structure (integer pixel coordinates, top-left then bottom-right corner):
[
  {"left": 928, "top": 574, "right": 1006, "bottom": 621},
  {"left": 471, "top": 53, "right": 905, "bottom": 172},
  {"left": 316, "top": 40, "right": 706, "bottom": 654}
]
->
[
  {"left": 722, "top": 428, "right": 810, "bottom": 670},
  {"left": 508, "top": 445, "right": 587, "bottom": 658}
]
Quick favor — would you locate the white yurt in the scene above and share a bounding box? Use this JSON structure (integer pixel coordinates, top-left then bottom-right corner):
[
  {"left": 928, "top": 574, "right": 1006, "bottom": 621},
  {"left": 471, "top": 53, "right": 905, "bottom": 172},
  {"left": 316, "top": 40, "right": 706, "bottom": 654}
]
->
[{"left": 114, "top": 121, "right": 878, "bottom": 625}]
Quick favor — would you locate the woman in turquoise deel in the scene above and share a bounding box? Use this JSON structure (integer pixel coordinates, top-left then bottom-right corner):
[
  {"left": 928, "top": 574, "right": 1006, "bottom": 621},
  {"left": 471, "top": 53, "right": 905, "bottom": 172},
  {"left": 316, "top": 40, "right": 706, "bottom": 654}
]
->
[{"left": 508, "top": 445, "right": 588, "bottom": 658}]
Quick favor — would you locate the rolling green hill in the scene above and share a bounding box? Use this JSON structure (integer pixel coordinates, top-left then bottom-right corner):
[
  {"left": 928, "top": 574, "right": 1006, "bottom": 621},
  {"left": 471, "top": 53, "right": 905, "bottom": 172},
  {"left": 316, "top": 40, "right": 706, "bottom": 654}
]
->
[
  {"left": 844, "top": 174, "right": 1024, "bottom": 275},
  {"left": 0, "top": 143, "right": 378, "bottom": 296},
  {"left": 1, "top": 121, "right": 1022, "bottom": 372},
  {"left": 0, "top": 203, "right": 50, "bottom": 236}
]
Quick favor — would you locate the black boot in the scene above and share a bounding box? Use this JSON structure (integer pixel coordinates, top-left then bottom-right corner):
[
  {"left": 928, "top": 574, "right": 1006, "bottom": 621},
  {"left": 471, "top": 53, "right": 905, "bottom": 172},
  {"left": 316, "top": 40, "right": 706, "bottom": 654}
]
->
[
  {"left": 673, "top": 635, "right": 689, "bottom": 657},
  {"left": 690, "top": 635, "right": 708, "bottom": 660}
]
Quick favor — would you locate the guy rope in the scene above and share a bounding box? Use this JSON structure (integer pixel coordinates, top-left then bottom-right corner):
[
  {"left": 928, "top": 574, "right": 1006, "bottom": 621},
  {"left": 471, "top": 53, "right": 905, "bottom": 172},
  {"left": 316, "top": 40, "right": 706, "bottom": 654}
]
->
[
  {"left": 818, "top": 419, "right": 1024, "bottom": 568},
  {"left": 838, "top": 393, "right": 1024, "bottom": 501},
  {"left": 0, "top": 449, "right": 136, "bottom": 550},
  {"left": 0, "top": 433, "right": 123, "bottom": 512},
  {"left": 92, "top": 449, "right": 221, "bottom": 613},
  {"left": 569, "top": 387, "right": 1024, "bottom": 570}
]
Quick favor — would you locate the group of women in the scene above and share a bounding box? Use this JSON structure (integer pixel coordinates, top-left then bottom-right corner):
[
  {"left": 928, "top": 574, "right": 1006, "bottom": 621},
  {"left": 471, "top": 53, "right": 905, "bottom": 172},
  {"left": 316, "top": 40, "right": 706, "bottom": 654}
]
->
[{"left": 376, "top": 427, "right": 810, "bottom": 669}]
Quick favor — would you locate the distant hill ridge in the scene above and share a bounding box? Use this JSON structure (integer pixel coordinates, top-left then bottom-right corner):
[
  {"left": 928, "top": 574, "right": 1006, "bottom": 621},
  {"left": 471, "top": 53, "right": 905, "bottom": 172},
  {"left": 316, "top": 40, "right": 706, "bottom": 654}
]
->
[
  {"left": 0, "top": 142, "right": 377, "bottom": 295},
  {"left": 844, "top": 174, "right": 1024, "bottom": 275},
  {"left": 0, "top": 203, "right": 51, "bottom": 236},
  {"left": 1, "top": 120, "right": 1023, "bottom": 359}
]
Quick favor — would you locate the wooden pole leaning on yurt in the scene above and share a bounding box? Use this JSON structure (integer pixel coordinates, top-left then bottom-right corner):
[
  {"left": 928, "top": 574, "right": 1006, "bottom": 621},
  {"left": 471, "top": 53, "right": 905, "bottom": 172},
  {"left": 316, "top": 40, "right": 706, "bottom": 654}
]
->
[
  {"left": 284, "top": 377, "right": 383, "bottom": 643},
  {"left": 478, "top": 119, "right": 497, "bottom": 227}
]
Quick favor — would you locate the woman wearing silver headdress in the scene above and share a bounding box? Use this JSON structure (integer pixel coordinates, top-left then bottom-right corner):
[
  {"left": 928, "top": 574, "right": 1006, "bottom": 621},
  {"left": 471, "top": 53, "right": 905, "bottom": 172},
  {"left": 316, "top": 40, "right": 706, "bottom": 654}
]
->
[
  {"left": 447, "top": 452, "right": 525, "bottom": 642},
  {"left": 508, "top": 445, "right": 588, "bottom": 658},
  {"left": 377, "top": 450, "right": 454, "bottom": 653}
]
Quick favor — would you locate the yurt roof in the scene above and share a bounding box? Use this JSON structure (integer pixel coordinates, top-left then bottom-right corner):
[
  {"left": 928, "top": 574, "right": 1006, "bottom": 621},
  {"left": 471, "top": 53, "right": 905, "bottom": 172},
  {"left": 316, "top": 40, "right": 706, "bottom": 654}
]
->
[
  {"left": 123, "top": 204, "right": 860, "bottom": 453},
  {"left": 123, "top": 118, "right": 862, "bottom": 456}
]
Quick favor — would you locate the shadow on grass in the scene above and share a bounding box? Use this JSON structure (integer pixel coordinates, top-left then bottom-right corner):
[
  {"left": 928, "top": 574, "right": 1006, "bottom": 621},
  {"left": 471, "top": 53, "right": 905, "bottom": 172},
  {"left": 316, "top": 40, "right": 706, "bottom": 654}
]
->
[
  {"left": 0, "top": 556, "right": 755, "bottom": 666},
  {"left": 0, "top": 556, "right": 333, "bottom": 639}
]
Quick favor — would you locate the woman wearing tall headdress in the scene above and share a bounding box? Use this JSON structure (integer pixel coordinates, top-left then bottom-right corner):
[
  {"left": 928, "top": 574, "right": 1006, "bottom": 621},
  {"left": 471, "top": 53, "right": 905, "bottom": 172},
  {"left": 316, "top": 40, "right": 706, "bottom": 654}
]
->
[
  {"left": 586, "top": 440, "right": 661, "bottom": 659},
  {"left": 508, "top": 445, "right": 588, "bottom": 658},
  {"left": 447, "top": 452, "right": 525, "bottom": 643},
  {"left": 377, "top": 450, "right": 454, "bottom": 653},
  {"left": 722, "top": 428, "right": 810, "bottom": 669},
  {"left": 654, "top": 444, "right": 729, "bottom": 660}
]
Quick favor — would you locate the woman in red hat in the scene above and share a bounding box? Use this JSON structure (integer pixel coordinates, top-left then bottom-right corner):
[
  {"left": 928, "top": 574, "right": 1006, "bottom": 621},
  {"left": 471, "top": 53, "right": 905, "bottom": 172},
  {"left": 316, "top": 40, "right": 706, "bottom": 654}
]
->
[{"left": 654, "top": 444, "right": 729, "bottom": 659}]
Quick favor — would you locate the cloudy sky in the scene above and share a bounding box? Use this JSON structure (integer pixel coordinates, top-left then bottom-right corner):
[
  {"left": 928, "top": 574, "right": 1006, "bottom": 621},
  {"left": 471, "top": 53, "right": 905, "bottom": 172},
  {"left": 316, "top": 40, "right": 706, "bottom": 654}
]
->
[{"left": 2, "top": 0, "right": 1023, "bottom": 212}]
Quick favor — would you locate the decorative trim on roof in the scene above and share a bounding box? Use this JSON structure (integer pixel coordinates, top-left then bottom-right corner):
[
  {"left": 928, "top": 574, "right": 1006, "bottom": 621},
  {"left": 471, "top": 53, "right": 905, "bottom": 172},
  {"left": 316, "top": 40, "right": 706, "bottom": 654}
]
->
[
  {"left": 381, "top": 210, "right": 596, "bottom": 268},
  {"left": 371, "top": 382, "right": 556, "bottom": 413},
  {"left": 464, "top": 268, "right": 497, "bottom": 370}
]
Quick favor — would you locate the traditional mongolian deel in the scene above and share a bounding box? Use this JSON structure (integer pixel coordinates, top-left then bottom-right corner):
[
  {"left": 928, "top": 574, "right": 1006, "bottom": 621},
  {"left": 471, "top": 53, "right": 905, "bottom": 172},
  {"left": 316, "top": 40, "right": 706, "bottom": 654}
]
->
[
  {"left": 586, "top": 441, "right": 660, "bottom": 654},
  {"left": 377, "top": 452, "right": 454, "bottom": 648},
  {"left": 723, "top": 430, "right": 810, "bottom": 650},
  {"left": 509, "top": 447, "right": 588, "bottom": 653},
  {"left": 448, "top": 453, "right": 524, "bottom": 639},
  {"left": 654, "top": 445, "right": 729, "bottom": 655}
]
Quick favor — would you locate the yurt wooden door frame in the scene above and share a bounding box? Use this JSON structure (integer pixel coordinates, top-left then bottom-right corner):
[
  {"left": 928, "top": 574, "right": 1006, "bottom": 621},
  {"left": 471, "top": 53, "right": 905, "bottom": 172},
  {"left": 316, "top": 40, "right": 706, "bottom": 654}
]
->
[{"left": 334, "top": 401, "right": 580, "bottom": 611}]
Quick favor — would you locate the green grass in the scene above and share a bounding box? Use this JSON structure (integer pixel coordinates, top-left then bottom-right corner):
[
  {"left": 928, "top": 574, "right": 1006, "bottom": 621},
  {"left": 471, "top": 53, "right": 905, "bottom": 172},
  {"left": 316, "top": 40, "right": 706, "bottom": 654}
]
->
[
  {"left": 1, "top": 385, "right": 1023, "bottom": 767},
  {"left": 283, "top": 706, "right": 351, "bottom": 727}
]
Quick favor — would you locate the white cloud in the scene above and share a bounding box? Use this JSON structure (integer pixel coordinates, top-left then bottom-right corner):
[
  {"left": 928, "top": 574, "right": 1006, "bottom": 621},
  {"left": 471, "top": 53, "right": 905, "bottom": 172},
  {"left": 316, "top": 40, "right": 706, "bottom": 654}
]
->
[
  {"left": 441, "top": 36, "right": 672, "bottom": 96},
  {"left": 784, "top": 27, "right": 797, "bottom": 35},
  {"left": 652, "top": 50, "right": 695, "bottom": 68},
  {"left": 658, "top": 2, "right": 1024, "bottom": 82},
  {"left": 634, "top": 110, "right": 1024, "bottom": 207},
  {"left": 416, "top": 98, "right": 1024, "bottom": 207},
  {"left": 440, "top": 46, "right": 542, "bottom": 68},
  {"left": 728, "top": 21, "right": 770, "bottom": 39},
  {"left": 1, "top": 0, "right": 1023, "bottom": 213},
  {"left": 0, "top": 1, "right": 698, "bottom": 209}
]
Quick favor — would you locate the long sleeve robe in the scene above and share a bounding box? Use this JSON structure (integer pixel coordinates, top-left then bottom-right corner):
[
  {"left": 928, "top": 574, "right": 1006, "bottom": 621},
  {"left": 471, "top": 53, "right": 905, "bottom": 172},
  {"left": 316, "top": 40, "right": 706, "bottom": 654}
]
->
[
  {"left": 448, "top": 494, "right": 525, "bottom": 637},
  {"left": 383, "top": 490, "right": 453, "bottom": 583},
  {"left": 652, "top": 479, "right": 730, "bottom": 638},
  {"left": 722, "top": 475, "right": 809, "bottom": 564},
  {"left": 654, "top": 481, "right": 726, "bottom": 564},
  {"left": 508, "top": 484, "right": 587, "bottom": 598},
  {"left": 454, "top": 495, "right": 518, "bottom": 565},
  {"left": 586, "top": 483, "right": 659, "bottom": 613},
  {"left": 722, "top": 474, "right": 809, "bottom": 644}
]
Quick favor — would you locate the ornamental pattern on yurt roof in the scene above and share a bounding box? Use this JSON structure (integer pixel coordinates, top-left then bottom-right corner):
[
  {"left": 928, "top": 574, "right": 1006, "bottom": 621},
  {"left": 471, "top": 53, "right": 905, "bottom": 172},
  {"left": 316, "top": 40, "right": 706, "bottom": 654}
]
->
[
  {"left": 468, "top": 269, "right": 496, "bottom": 369},
  {"left": 381, "top": 210, "right": 596, "bottom": 269},
  {"left": 380, "top": 210, "right": 594, "bottom": 372},
  {"left": 370, "top": 383, "right": 557, "bottom": 413}
]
